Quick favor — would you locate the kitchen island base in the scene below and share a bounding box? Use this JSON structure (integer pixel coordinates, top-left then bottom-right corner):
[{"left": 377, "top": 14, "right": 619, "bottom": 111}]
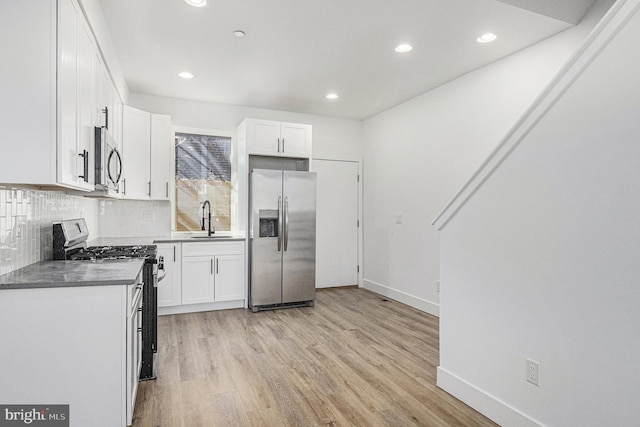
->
[{"left": 0, "top": 280, "right": 141, "bottom": 427}]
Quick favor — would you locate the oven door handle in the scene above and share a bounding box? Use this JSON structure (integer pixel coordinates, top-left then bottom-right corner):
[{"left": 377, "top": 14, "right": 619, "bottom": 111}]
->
[{"left": 157, "top": 270, "right": 167, "bottom": 283}]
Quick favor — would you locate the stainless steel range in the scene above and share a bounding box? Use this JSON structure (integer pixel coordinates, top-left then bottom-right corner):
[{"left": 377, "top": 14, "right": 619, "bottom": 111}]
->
[{"left": 52, "top": 218, "right": 162, "bottom": 381}]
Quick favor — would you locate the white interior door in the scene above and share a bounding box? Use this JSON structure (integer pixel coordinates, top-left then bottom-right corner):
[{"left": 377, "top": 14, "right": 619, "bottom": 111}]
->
[{"left": 312, "top": 159, "right": 358, "bottom": 288}]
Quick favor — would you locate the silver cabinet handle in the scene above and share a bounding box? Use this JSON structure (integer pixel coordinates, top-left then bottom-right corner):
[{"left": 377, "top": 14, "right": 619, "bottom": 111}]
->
[
  {"left": 210, "top": 258, "right": 213, "bottom": 275},
  {"left": 216, "top": 258, "right": 219, "bottom": 274},
  {"left": 277, "top": 196, "right": 282, "bottom": 252},
  {"left": 282, "top": 138, "right": 285, "bottom": 152},
  {"left": 103, "top": 106, "right": 109, "bottom": 130},
  {"left": 284, "top": 196, "right": 289, "bottom": 251},
  {"left": 173, "top": 246, "right": 176, "bottom": 262},
  {"left": 122, "top": 178, "right": 126, "bottom": 195},
  {"left": 277, "top": 138, "right": 280, "bottom": 153},
  {"left": 148, "top": 181, "right": 151, "bottom": 197},
  {"left": 166, "top": 182, "right": 169, "bottom": 198}
]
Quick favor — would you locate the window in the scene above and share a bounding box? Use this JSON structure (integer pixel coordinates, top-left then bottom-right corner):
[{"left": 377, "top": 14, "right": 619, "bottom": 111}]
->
[{"left": 174, "top": 130, "right": 233, "bottom": 232}]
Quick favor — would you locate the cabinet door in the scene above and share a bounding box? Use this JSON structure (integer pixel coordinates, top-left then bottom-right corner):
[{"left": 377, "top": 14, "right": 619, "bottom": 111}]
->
[
  {"left": 214, "top": 254, "right": 245, "bottom": 302},
  {"left": 157, "top": 244, "right": 181, "bottom": 307},
  {"left": 57, "top": 0, "right": 80, "bottom": 188},
  {"left": 76, "top": 16, "right": 95, "bottom": 190},
  {"left": 93, "top": 52, "right": 106, "bottom": 128},
  {"left": 111, "top": 86, "right": 123, "bottom": 149},
  {"left": 57, "top": 0, "right": 95, "bottom": 190},
  {"left": 181, "top": 256, "right": 215, "bottom": 304},
  {"left": 248, "top": 119, "right": 280, "bottom": 155},
  {"left": 280, "top": 122, "right": 311, "bottom": 158},
  {"left": 122, "top": 106, "right": 151, "bottom": 199},
  {"left": 150, "top": 114, "right": 172, "bottom": 200},
  {"left": 127, "top": 285, "right": 143, "bottom": 425}
]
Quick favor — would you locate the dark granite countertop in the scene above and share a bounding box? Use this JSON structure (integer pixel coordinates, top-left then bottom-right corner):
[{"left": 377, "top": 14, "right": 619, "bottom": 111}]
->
[
  {"left": 0, "top": 259, "right": 145, "bottom": 290},
  {"left": 154, "top": 235, "right": 245, "bottom": 243},
  {"left": 87, "top": 235, "right": 245, "bottom": 246}
]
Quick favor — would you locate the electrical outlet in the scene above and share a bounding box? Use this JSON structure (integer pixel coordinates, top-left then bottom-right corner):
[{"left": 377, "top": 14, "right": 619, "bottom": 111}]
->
[
  {"left": 526, "top": 359, "right": 540, "bottom": 386},
  {"left": 143, "top": 210, "right": 156, "bottom": 221},
  {"left": 395, "top": 213, "right": 402, "bottom": 224}
]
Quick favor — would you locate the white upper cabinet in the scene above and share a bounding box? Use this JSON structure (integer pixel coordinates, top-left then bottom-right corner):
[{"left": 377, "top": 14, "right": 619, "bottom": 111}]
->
[
  {"left": 57, "top": 0, "right": 95, "bottom": 191},
  {"left": 76, "top": 12, "right": 96, "bottom": 191},
  {"left": 93, "top": 51, "right": 124, "bottom": 198},
  {"left": 280, "top": 122, "right": 312, "bottom": 158},
  {"left": 57, "top": 0, "right": 82, "bottom": 188},
  {"left": 150, "top": 114, "right": 173, "bottom": 200},
  {"left": 245, "top": 119, "right": 312, "bottom": 159},
  {"left": 122, "top": 106, "right": 151, "bottom": 199},
  {"left": 250, "top": 120, "right": 280, "bottom": 154},
  {"left": 122, "top": 107, "right": 173, "bottom": 200},
  {"left": 0, "top": 0, "right": 122, "bottom": 191}
]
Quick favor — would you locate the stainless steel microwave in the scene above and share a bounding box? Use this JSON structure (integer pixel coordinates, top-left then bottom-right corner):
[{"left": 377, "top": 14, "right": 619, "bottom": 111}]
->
[{"left": 94, "top": 126, "right": 122, "bottom": 192}]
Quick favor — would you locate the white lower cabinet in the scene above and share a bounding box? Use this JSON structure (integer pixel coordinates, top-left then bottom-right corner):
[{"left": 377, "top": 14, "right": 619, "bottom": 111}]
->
[
  {"left": 0, "top": 275, "right": 143, "bottom": 427},
  {"left": 127, "top": 281, "right": 144, "bottom": 426},
  {"left": 157, "top": 243, "right": 181, "bottom": 307},
  {"left": 214, "top": 254, "right": 245, "bottom": 301},
  {"left": 181, "top": 255, "right": 215, "bottom": 304},
  {"left": 158, "top": 241, "right": 245, "bottom": 314}
]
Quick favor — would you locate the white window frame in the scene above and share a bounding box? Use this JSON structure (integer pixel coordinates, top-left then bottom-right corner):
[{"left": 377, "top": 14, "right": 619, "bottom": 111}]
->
[{"left": 171, "top": 126, "right": 237, "bottom": 235}]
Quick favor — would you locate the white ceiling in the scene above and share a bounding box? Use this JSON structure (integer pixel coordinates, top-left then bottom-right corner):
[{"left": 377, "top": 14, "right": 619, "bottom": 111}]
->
[{"left": 97, "top": 0, "right": 596, "bottom": 120}]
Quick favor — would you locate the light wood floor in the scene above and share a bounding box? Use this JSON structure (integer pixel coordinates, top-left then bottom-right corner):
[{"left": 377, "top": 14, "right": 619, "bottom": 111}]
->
[{"left": 133, "top": 287, "right": 497, "bottom": 426}]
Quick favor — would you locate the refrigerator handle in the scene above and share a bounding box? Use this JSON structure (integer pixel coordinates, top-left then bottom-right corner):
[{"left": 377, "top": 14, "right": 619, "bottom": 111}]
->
[
  {"left": 277, "top": 196, "right": 282, "bottom": 252},
  {"left": 284, "top": 196, "right": 289, "bottom": 251}
]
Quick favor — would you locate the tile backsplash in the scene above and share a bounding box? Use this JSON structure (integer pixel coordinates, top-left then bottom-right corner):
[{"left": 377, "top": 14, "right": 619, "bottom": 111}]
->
[
  {"left": 0, "top": 186, "right": 173, "bottom": 277},
  {"left": 0, "top": 186, "right": 99, "bottom": 275},
  {"left": 98, "top": 199, "right": 171, "bottom": 238}
]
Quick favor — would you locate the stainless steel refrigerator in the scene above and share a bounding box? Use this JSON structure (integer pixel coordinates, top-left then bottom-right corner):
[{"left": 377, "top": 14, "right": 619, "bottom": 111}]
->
[{"left": 249, "top": 169, "right": 316, "bottom": 312}]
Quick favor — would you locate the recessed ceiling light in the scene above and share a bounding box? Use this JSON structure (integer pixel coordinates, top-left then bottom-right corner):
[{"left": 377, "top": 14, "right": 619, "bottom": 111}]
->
[
  {"left": 326, "top": 93, "right": 338, "bottom": 99},
  {"left": 395, "top": 44, "right": 413, "bottom": 53},
  {"left": 477, "top": 33, "right": 497, "bottom": 43},
  {"left": 233, "top": 30, "right": 246, "bottom": 38},
  {"left": 178, "top": 72, "right": 194, "bottom": 79},
  {"left": 185, "top": 0, "right": 207, "bottom": 7}
]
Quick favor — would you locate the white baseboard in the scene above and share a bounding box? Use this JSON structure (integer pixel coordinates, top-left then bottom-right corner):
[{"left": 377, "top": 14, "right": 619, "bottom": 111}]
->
[
  {"left": 437, "top": 367, "right": 542, "bottom": 427},
  {"left": 158, "top": 300, "right": 245, "bottom": 316},
  {"left": 363, "top": 279, "right": 440, "bottom": 317}
]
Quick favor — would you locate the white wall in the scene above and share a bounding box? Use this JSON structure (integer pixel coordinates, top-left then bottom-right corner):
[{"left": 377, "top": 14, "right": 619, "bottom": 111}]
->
[
  {"left": 438, "top": 1, "right": 639, "bottom": 425},
  {"left": 360, "top": 1, "right": 611, "bottom": 316},
  {"left": 127, "top": 94, "right": 363, "bottom": 162}
]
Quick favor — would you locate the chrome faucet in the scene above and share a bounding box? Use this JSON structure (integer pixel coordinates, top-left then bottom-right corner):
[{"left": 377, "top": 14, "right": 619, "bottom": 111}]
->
[{"left": 201, "top": 200, "right": 214, "bottom": 236}]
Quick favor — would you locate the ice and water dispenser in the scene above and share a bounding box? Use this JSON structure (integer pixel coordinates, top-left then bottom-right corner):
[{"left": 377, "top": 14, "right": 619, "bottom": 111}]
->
[{"left": 258, "top": 209, "right": 279, "bottom": 237}]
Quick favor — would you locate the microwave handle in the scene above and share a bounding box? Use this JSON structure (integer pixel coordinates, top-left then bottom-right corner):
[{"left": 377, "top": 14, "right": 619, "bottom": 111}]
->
[{"left": 107, "top": 148, "right": 122, "bottom": 188}]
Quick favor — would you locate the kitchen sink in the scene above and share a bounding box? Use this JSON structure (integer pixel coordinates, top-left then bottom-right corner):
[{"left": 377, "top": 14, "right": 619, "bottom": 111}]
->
[{"left": 190, "top": 235, "right": 232, "bottom": 239}]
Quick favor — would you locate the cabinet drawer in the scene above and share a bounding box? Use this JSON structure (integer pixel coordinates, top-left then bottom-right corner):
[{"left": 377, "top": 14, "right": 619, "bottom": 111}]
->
[{"left": 182, "top": 241, "right": 244, "bottom": 257}]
